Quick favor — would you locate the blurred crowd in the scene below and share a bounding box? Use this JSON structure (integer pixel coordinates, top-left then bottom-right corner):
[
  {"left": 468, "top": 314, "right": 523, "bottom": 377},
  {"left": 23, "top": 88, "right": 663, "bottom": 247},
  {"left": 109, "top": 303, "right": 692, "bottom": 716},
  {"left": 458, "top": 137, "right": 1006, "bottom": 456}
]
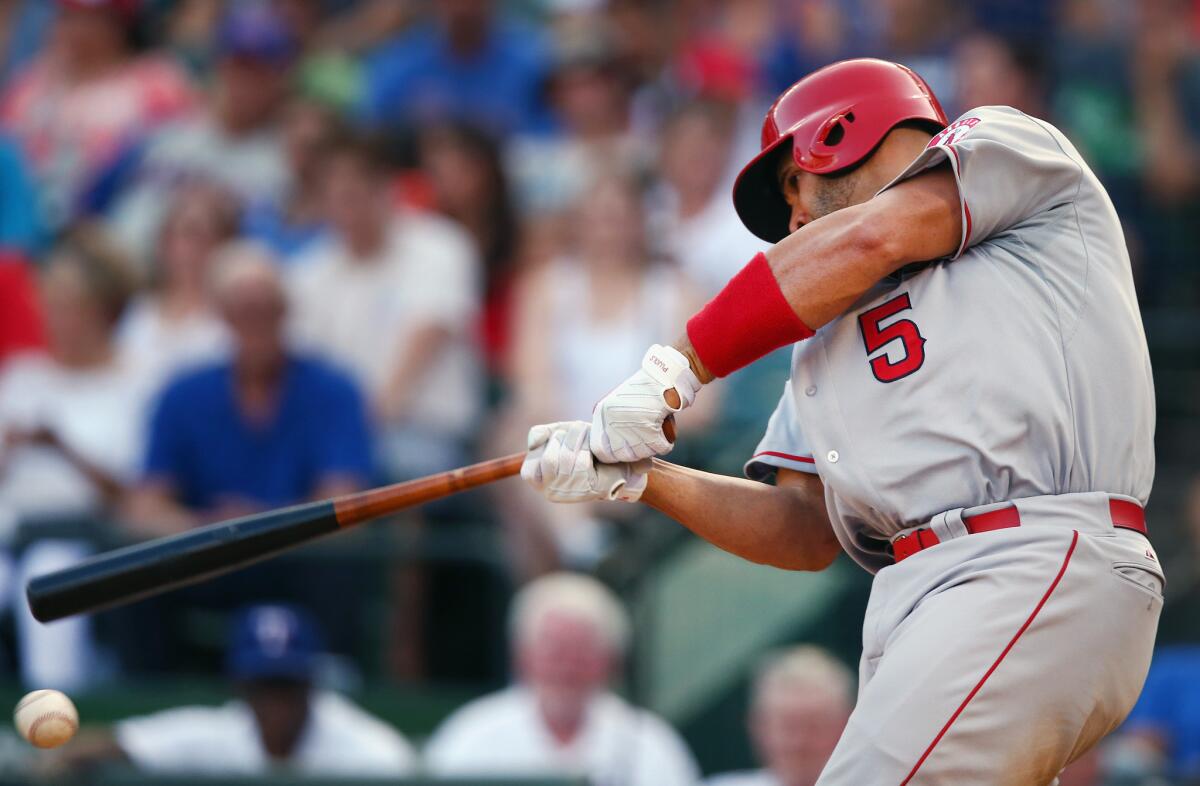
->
[{"left": 0, "top": 0, "right": 1197, "bottom": 783}]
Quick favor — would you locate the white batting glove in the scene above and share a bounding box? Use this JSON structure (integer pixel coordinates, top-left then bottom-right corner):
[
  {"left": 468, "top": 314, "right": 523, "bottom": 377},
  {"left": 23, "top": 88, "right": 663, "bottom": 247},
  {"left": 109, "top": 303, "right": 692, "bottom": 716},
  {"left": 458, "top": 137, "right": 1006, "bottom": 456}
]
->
[
  {"left": 522, "top": 421, "right": 650, "bottom": 503},
  {"left": 590, "top": 344, "right": 702, "bottom": 463}
]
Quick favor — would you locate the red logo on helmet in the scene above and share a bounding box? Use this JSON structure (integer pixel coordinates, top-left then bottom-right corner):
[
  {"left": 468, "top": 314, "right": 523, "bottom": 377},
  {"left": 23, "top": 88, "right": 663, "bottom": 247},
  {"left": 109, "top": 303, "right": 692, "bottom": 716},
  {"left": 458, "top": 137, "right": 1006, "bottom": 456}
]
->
[{"left": 928, "top": 117, "right": 981, "bottom": 149}]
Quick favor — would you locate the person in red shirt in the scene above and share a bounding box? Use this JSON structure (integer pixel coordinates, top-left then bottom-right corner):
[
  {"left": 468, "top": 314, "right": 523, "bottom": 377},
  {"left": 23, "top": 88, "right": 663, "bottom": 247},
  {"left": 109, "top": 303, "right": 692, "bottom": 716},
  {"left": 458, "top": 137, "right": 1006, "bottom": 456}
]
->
[{"left": 0, "top": 251, "right": 44, "bottom": 366}]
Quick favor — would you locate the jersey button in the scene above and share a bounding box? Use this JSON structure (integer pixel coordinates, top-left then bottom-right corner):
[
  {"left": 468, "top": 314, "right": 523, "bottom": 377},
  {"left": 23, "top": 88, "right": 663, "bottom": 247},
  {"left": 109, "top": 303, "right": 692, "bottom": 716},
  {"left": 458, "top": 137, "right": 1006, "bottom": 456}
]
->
[
  {"left": 805, "top": 386, "right": 817, "bottom": 396},
  {"left": 826, "top": 450, "right": 840, "bottom": 463}
]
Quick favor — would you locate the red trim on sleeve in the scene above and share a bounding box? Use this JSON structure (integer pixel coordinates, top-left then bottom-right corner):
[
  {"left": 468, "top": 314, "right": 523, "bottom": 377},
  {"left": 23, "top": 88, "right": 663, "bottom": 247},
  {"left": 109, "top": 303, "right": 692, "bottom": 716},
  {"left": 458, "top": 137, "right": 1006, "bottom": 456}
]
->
[
  {"left": 751, "top": 451, "right": 816, "bottom": 464},
  {"left": 686, "top": 253, "right": 814, "bottom": 378},
  {"left": 900, "top": 530, "right": 1079, "bottom": 784}
]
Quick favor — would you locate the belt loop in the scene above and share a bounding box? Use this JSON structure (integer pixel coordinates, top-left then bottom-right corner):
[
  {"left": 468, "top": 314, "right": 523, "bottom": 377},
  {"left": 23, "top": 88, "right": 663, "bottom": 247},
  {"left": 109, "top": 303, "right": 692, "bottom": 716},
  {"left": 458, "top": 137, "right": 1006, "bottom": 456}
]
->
[{"left": 929, "top": 508, "right": 968, "bottom": 543}]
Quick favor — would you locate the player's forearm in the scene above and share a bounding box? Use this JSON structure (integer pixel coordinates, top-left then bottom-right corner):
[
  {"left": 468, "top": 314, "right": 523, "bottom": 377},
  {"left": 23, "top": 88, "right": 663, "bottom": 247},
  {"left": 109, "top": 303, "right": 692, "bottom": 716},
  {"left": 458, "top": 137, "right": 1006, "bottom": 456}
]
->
[
  {"left": 677, "top": 168, "right": 961, "bottom": 382},
  {"left": 640, "top": 460, "right": 839, "bottom": 571}
]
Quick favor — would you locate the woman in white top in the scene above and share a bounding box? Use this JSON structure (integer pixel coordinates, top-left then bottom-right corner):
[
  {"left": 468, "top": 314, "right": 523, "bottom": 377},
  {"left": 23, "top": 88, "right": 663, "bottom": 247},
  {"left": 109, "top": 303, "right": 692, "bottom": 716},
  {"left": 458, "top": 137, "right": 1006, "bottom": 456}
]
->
[
  {"left": 499, "top": 168, "right": 713, "bottom": 571},
  {"left": 0, "top": 226, "right": 143, "bottom": 691},
  {"left": 117, "top": 183, "right": 236, "bottom": 392}
]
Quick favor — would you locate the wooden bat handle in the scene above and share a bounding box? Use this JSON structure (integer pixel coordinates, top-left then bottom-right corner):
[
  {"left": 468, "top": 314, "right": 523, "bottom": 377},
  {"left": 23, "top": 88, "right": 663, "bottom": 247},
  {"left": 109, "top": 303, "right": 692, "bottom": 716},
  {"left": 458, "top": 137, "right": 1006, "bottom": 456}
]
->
[{"left": 334, "top": 452, "right": 524, "bottom": 527}]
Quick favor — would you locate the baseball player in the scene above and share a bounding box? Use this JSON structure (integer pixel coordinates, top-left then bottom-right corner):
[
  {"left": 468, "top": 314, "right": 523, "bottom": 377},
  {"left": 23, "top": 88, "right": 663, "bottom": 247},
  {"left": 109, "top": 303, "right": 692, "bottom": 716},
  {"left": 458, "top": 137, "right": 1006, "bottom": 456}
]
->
[{"left": 522, "top": 58, "right": 1163, "bottom": 785}]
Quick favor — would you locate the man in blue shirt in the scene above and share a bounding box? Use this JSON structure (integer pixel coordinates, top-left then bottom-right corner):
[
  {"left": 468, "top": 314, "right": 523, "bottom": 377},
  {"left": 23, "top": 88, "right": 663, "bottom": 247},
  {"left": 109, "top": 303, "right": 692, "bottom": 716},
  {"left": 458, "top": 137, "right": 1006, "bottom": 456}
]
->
[
  {"left": 126, "top": 241, "right": 372, "bottom": 537},
  {"left": 361, "top": 0, "right": 551, "bottom": 135}
]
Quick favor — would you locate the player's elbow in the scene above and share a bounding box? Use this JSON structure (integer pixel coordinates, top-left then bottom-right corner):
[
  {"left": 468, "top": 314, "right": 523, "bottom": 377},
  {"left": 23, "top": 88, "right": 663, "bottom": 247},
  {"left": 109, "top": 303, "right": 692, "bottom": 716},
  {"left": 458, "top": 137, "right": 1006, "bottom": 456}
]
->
[
  {"left": 845, "top": 206, "right": 906, "bottom": 274},
  {"left": 761, "top": 522, "right": 841, "bottom": 572},
  {"left": 771, "top": 540, "right": 840, "bottom": 571}
]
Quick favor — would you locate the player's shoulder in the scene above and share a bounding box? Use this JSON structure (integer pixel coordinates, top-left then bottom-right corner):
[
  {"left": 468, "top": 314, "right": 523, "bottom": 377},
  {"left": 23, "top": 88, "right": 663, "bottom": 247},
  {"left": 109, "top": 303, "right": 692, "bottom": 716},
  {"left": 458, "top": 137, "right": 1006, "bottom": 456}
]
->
[
  {"left": 931, "top": 106, "right": 1074, "bottom": 155},
  {"left": 116, "top": 701, "right": 247, "bottom": 743},
  {"left": 594, "top": 692, "right": 694, "bottom": 752},
  {"left": 430, "top": 686, "right": 531, "bottom": 745},
  {"left": 309, "top": 691, "right": 417, "bottom": 762}
]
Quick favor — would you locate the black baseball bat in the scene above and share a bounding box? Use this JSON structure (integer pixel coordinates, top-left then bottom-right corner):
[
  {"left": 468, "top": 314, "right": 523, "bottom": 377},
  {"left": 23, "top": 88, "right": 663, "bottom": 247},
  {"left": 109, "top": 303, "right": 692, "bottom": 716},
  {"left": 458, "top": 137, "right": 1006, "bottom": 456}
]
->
[{"left": 26, "top": 452, "right": 525, "bottom": 623}]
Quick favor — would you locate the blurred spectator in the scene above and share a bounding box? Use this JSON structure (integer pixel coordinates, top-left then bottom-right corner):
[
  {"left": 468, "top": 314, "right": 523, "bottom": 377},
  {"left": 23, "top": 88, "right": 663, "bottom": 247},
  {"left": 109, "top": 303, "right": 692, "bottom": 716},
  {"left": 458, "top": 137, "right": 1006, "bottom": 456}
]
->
[
  {"left": 508, "top": 168, "right": 704, "bottom": 432},
  {"left": 51, "top": 604, "right": 418, "bottom": 776},
  {"left": 760, "top": 1, "right": 854, "bottom": 97},
  {"left": 289, "top": 133, "right": 482, "bottom": 480},
  {"left": 117, "top": 183, "right": 237, "bottom": 391},
  {"left": 242, "top": 98, "right": 341, "bottom": 262},
  {"left": 0, "top": 134, "right": 46, "bottom": 255},
  {"left": 361, "top": 0, "right": 551, "bottom": 135},
  {"left": 500, "top": 168, "right": 708, "bottom": 567},
  {"left": 653, "top": 99, "right": 767, "bottom": 296},
  {"left": 103, "top": 2, "right": 295, "bottom": 261},
  {"left": 707, "top": 646, "right": 853, "bottom": 786},
  {"left": 952, "top": 31, "right": 1046, "bottom": 118},
  {"left": 1153, "top": 474, "right": 1200, "bottom": 644},
  {"left": 425, "top": 572, "right": 700, "bottom": 785},
  {"left": 1105, "top": 646, "right": 1200, "bottom": 783},
  {"left": 0, "top": 227, "right": 141, "bottom": 524},
  {"left": 0, "top": 0, "right": 56, "bottom": 86},
  {"left": 1129, "top": 0, "right": 1200, "bottom": 306},
  {"left": 0, "top": 251, "right": 43, "bottom": 366},
  {"left": 874, "top": 0, "right": 964, "bottom": 103},
  {"left": 1, "top": 0, "right": 195, "bottom": 231},
  {"left": 507, "top": 22, "right": 647, "bottom": 217},
  {"left": 418, "top": 121, "right": 520, "bottom": 376},
  {"left": 125, "top": 241, "right": 371, "bottom": 538},
  {"left": 0, "top": 226, "right": 140, "bottom": 690}
]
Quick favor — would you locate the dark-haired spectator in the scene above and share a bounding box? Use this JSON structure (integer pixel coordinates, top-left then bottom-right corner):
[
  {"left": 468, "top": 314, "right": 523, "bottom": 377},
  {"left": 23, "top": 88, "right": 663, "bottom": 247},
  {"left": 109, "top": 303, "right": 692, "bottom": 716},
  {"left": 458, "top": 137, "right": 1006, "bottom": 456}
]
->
[
  {"left": 361, "top": 0, "right": 551, "bottom": 135},
  {"left": 653, "top": 100, "right": 766, "bottom": 297},
  {"left": 706, "top": 647, "right": 852, "bottom": 786},
  {"left": 104, "top": 2, "right": 294, "bottom": 260},
  {"left": 125, "top": 242, "right": 371, "bottom": 537},
  {"left": 507, "top": 22, "right": 647, "bottom": 217},
  {"left": 0, "top": 226, "right": 142, "bottom": 690},
  {"left": 952, "top": 31, "right": 1046, "bottom": 119},
  {"left": 1, "top": 0, "right": 196, "bottom": 232},
  {"left": 425, "top": 572, "right": 699, "bottom": 785},
  {"left": 44, "top": 604, "right": 418, "bottom": 777},
  {"left": 418, "top": 122, "right": 520, "bottom": 376},
  {"left": 242, "top": 99, "right": 341, "bottom": 262},
  {"left": 289, "top": 136, "right": 482, "bottom": 480},
  {"left": 117, "top": 183, "right": 237, "bottom": 391}
]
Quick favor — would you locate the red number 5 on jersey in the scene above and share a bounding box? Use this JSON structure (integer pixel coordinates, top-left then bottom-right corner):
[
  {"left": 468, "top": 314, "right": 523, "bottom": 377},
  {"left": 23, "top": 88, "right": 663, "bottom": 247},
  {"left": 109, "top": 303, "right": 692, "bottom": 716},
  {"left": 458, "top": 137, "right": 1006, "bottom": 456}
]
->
[{"left": 858, "top": 293, "right": 926, "bottom": 383}]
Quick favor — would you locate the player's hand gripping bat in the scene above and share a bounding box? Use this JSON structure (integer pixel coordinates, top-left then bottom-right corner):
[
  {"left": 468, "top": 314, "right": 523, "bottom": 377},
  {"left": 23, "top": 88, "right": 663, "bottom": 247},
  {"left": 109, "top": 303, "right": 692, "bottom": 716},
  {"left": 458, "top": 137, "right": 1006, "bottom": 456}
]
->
[{"left": 26, "top": 419, "right": 674, "bottom": 622}]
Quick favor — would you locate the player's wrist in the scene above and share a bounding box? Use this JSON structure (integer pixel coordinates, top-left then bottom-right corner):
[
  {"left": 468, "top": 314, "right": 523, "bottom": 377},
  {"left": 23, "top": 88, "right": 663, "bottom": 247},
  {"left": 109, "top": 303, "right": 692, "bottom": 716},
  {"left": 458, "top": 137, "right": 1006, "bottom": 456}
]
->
[
  {"left": 641, "top": 344, "right": 702, "bottom": 408},
  {"left": 686, "top": 252, "right": 814, "bottom": 378}
]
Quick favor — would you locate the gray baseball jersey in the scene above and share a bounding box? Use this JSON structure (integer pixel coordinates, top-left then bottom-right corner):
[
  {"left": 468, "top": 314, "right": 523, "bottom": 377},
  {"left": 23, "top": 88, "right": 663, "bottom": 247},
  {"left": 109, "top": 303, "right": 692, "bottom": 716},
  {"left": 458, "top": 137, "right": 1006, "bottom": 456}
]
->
[{"left": 746, "top": 105, "right": 1155, "bottom": 574}]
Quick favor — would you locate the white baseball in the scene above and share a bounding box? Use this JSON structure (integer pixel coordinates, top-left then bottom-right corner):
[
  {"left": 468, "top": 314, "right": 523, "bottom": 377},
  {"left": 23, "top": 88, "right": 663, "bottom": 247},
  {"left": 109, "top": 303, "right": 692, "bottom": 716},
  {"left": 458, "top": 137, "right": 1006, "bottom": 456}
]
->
[{"left": 14, "top": 690, "right": 78, "bottom": 749}]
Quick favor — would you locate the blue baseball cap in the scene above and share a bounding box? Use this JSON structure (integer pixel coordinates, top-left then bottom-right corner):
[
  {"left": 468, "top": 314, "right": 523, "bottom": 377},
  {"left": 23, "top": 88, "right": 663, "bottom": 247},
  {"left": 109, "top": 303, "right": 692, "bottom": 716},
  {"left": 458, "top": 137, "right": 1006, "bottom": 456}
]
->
[
  {"left": 216, "top": 3, "right": 297, "bottom": 64},
  {"left": 227, "top": 604, "right": 322, "bottom": 682}
]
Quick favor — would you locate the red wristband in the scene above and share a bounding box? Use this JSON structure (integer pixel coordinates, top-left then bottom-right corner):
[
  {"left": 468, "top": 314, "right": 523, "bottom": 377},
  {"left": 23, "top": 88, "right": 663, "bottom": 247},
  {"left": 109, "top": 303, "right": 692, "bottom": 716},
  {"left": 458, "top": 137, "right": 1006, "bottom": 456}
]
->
[{"left": 686, "top": 252, "right": 814, "bottom": 378}]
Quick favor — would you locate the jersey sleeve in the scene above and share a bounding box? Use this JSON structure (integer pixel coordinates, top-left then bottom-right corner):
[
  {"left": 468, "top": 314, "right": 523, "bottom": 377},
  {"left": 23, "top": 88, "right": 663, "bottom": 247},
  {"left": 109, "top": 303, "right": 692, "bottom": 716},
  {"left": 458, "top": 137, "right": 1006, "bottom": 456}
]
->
[
  {"left": 744, "top": 379, "right": 817, "bottom": 481},
  {"left": 879, "top": 105, "right": 1083, "bottom": 259}
]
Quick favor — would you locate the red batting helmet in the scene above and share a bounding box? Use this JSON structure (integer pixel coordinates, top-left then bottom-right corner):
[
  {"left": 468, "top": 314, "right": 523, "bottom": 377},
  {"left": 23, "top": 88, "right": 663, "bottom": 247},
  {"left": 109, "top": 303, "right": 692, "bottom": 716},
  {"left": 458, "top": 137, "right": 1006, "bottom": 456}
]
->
[{"left": 732, "top": 58, "right": 948, "bottom": 242}]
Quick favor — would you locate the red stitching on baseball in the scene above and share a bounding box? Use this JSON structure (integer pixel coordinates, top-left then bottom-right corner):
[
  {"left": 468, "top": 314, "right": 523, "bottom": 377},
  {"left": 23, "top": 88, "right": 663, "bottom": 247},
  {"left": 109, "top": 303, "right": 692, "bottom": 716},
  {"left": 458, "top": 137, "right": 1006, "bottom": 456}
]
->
[{"left": 27, "top": 711, "right": 77, "bottom": 745}]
